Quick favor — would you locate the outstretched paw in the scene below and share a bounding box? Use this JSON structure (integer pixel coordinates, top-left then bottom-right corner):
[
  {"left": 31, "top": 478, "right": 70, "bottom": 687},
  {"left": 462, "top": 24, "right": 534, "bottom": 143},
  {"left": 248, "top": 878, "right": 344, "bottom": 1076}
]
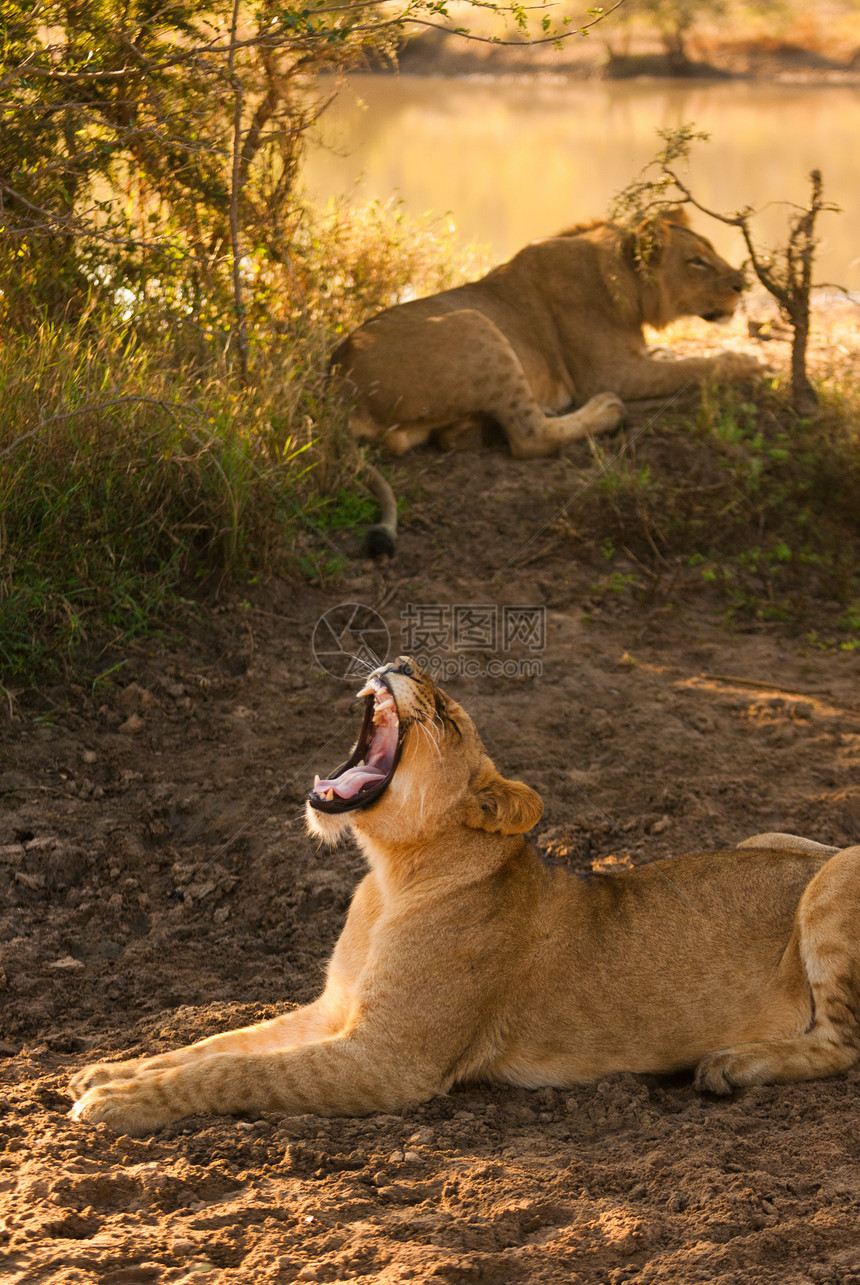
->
[
  {"left": 70, "top": 1079, "right": 177, "bottom": 1136},
  {"left": 714, "top": 351, "right": 767, "bottom": 381},
  {"left": 69, "top": 1059, "right": 142, "bottom": 1100}
]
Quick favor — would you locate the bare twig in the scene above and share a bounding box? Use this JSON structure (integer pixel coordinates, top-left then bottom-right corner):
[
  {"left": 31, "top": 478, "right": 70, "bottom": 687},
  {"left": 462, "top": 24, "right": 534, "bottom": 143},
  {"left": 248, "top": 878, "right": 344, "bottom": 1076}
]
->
[{"left": 227, "top": 0, "right": 249, "bottom": 383}]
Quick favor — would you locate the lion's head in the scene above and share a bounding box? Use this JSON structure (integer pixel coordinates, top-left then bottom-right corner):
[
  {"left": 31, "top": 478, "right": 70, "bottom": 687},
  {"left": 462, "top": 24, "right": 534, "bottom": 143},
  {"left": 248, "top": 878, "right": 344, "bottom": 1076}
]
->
[
  {"left": 631, "top": 208, "right": 747, "bottom": 329},
  {"left": 306, "top": 657, "right": 543, "bottom": 849}
]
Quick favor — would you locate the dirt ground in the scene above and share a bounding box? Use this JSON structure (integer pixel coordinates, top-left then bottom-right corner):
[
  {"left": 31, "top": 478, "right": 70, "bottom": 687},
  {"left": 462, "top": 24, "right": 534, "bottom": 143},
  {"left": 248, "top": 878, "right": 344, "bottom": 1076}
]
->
[{"left": 3, "top": 307, "right": 860, "bottom": 1283}]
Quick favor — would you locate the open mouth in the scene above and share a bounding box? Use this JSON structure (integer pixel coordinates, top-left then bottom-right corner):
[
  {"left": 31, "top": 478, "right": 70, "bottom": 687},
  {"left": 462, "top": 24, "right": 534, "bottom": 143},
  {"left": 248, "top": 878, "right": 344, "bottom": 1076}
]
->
[
  {"left": 308, "top": 675, "right": 402, "bottom": 814},
  {"left": 700, "top": 308, "right": 730, "bottom": 322}
]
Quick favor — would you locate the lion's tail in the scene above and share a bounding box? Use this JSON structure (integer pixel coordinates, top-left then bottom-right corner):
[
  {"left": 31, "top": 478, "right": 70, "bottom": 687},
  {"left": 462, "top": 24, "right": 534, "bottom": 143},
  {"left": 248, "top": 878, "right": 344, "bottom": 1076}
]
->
[
  {"left": 329, "top": 343, "right": 398, "bottom": 558},
  {"left": 361, "top": 462, "right": 398, "bottom": 559}
]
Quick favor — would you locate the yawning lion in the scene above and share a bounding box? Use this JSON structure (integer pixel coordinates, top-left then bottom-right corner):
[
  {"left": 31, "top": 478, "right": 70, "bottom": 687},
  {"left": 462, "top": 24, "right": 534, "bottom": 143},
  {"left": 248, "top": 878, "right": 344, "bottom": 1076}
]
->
[{"left": 70, "top": 659, "right": 858, "bottom": 1135}]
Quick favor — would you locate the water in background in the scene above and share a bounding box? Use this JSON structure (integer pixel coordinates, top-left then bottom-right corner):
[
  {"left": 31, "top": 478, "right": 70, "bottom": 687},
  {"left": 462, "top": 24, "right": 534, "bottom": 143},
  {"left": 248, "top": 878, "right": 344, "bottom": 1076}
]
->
[{"left": 303, "top": 76, "right": 860, "bottom": 292}]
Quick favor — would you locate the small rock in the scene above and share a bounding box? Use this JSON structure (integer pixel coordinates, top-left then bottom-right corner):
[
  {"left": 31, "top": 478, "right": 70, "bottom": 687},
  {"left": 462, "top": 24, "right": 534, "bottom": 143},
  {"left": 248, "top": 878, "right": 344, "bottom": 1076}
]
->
[
  {"left": 23, "top": 836, "right": 58, "bottom": 853},
  {"left": 118, "top": 683, "right": 145, "bottom": 712},
  {"left": 408, "top": 1128, "right": 435, "bottom": 1145},
  {"left": 119, "top": 713, "right": 144, "bottom": 735},
  {"left": 15, "top": 871, "right": 46, "bottom": 890},
  {"left": 49, "top": 956, "right": 84, "bottom": 970}
]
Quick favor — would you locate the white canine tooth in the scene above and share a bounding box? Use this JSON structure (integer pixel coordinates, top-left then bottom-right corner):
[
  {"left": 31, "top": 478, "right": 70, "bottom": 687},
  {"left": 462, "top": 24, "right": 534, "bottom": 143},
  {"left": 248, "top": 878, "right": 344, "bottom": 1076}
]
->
[
  {"left": 313, "top": 775, "right": 320, "bottom": 790},
  {"left": 325, "top": 789, "right": 334, "bottom": 801}
]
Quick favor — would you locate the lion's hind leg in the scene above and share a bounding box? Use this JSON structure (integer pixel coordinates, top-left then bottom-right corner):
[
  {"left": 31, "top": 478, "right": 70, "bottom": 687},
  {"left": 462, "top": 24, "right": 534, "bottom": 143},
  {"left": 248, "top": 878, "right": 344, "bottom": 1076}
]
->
[
  {"left": 340, "top": 308, "right": 625, "bottom": 461},
  {"left": 696, "top": 845, "right": 860, "bottom": 1094},
  {"left": 502, "top": 391, "right": 624, "bottom": 460}
]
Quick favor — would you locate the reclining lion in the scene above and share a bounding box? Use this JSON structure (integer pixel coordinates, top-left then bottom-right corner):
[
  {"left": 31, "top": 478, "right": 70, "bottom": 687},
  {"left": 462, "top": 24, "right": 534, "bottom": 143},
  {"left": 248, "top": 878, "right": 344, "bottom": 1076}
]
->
[
  {"left": 70, "top": 658, "right": 858, "bottom": 1135},
  {"left": 334, "top": 209, "right": 764, "bottom": 553}
]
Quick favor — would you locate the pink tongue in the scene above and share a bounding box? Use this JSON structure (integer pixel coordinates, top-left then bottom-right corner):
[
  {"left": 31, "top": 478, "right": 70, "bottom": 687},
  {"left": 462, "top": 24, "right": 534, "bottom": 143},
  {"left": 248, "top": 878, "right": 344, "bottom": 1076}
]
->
[
  {"left": 315, "top": 768, "right": 385, "bottom": 800},
  {"left": 315, "top": 719, "right": 398, "bottom": 800}
]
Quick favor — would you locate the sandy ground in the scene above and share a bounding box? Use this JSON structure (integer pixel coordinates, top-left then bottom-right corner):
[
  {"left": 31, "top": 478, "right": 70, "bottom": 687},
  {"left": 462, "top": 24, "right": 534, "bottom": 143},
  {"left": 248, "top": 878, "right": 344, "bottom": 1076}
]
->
[{"left": 3, "top": 304, "right": 860, "bottom": 1283}]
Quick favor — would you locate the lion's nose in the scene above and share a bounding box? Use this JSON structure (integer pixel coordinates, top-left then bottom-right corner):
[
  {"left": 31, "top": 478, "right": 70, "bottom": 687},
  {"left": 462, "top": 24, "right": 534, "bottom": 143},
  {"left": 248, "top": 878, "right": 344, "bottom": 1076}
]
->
[{"left": 373, "top": 655, "right": 419, "bottom": 682}]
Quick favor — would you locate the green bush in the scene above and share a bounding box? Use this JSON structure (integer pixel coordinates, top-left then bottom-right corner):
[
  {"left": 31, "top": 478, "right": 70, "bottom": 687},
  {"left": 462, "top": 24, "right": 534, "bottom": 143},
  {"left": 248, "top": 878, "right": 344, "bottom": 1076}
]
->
[{"left": 0, "top": 201, "right": 477, "bottom": 683}]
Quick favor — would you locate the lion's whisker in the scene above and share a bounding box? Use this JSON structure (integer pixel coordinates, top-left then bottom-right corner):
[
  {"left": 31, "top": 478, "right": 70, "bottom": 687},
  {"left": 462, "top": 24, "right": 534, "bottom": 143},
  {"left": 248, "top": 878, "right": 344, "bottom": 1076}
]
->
[
  {"left": 414, "top": 717, "right": 442, "bottom": 762},
  {"left": 344, "top": 651, "right": 377, "bottom": 673}
]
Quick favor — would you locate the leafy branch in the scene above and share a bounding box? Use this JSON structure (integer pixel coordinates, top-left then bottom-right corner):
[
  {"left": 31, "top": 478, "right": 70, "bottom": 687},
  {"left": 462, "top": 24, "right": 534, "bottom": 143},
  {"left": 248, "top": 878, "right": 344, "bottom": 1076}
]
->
[{"left": 0, "top": 0, "right": 623, "bottom": 369}]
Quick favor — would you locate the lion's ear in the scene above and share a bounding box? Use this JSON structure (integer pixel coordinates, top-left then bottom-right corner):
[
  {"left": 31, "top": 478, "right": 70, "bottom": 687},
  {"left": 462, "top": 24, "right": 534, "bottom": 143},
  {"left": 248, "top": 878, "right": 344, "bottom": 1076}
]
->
[
  {"left": 662, "top": 205, "right": 691, "bottom": 228},
  {"left": 634, "top": 205, "right": 690, "bottom": 266},
  {"left": 466, "top": 763, "right": 543, "bottom": 835}
]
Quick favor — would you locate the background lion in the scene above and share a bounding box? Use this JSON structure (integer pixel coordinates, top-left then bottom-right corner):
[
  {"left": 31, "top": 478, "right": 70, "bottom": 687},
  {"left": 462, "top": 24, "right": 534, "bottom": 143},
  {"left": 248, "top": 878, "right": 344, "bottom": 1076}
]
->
[
  {"left": 334, "top": 208, "right": 764, "bottom": 554},
  {"left": 70, "top": 658, "right": 860, "bottom": 1136}
]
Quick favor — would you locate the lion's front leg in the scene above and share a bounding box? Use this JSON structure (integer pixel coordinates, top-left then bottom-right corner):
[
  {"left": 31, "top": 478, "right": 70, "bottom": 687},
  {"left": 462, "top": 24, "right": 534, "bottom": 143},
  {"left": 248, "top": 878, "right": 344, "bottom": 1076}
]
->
[
  {"left": 69, "top": 999, "right": 335, "bottom": 1102},
  {"left": 612, "top": 351, "right": 765, "bottom": 401},
  {"left": 69, "top": 1055, "right": 150, "bottom": 1099},
  {"left": 71, "top": 1033, "right": 442, "bottom": 1136}
]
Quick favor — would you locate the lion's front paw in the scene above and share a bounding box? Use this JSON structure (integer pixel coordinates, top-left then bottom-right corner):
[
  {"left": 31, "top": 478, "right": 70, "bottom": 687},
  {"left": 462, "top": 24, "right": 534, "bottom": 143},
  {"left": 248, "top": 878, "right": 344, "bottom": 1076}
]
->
[
  {"left": 714, "top": 351, "right": 767, "bottom": 381},
  {"left": 69, "top": 1059, "right": 142, "bottom": 1100},
  {"left": 694, "top": 1050, "right": 741, "bottom": 1096},
  {"left": 70, "top": 1081, "right": 177, "bottom": 1136}
]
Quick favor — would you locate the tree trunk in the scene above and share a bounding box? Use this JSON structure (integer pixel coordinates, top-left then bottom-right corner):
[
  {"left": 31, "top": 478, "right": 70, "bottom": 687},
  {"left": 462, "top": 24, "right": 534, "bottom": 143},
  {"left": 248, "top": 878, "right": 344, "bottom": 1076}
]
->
[{"left": 789, "top": 307, "right": 818, "bottom": 416}]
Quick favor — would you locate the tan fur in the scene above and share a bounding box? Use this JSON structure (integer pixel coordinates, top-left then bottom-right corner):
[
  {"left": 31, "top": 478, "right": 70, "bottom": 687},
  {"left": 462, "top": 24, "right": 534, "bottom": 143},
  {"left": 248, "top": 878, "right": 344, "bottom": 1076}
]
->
[
  {"left": 332, "top": 210, "right": 764, "bottom": 462},
  {"left": 70, "top": 661, "right": 859, "bottom": 1136}
]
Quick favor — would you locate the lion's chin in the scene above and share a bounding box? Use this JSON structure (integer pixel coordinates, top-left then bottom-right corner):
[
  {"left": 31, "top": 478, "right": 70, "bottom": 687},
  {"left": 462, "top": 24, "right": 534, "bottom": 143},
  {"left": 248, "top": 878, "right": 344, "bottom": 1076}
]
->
[{"left": 305, "top": 801, "right": 353, "bottom": 845}]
